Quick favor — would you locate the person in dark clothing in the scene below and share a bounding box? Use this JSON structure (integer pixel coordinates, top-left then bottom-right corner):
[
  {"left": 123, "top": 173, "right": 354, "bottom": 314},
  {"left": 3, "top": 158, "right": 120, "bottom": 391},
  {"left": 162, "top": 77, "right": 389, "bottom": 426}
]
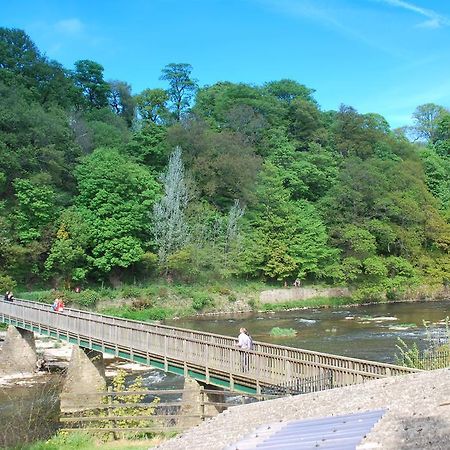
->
[{"left": 4, "top": 291, "right": 14, "bottom": 302}]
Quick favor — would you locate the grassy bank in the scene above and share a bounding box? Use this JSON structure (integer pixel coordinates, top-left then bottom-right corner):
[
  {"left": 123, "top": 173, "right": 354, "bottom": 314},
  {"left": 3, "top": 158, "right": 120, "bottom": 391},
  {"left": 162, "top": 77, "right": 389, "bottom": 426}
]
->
[
  {"left": 14, "top": 431, "right": 168, "bottom": 450},
  {"left": 15, "top": 281, "right": 448, "bottom": 323},
  {"left": 17, "top": 280, "right": 265, "bottom": 321}
]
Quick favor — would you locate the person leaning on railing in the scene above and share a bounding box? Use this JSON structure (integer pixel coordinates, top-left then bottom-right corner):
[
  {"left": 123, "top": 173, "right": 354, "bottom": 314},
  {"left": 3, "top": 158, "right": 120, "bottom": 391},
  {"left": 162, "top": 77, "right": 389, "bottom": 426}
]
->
[
  {"left": 236, "top": 327, "right": 253, "bottom": 371},
  {"left": 3, "top": 291, "right": 14, "bottom": 302}
]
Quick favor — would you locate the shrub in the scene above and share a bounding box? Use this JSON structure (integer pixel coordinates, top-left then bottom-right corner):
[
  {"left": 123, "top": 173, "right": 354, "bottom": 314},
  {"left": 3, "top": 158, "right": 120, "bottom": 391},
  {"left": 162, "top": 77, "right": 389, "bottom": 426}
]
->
[
  {"left": 131, "top": 297, "right": 153, "bottom": 310},
  {"left": 121, "top": 285, "right": 142, "bottom": 299},
  {"left": 192, "top": 293, "right": 214, "bottom": 311},
  {"left": 270, "top": 327, "right": 297, "bottom": 337},
  {"left": 101, "top": 306, "right": 172, "bottom": 321},
  {"left": 71, "top": 289, "right": 99, "bottom": 308},
  {"left": 0, "top": 274, "right": 17, "bottom": 292}
]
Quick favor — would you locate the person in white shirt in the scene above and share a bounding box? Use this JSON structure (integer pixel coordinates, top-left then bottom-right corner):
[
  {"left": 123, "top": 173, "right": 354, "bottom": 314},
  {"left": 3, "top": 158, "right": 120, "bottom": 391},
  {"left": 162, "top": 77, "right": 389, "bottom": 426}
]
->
[{"left": 237, "top": 327, "right": 253, "bottom": 371}]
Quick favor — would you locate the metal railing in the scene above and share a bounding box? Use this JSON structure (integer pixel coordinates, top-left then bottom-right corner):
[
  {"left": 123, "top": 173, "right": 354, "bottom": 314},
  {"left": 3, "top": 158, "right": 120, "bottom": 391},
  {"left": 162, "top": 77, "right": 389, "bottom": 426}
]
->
[{"left": 0, "top": 298, "right": 420, "bottom": 393}]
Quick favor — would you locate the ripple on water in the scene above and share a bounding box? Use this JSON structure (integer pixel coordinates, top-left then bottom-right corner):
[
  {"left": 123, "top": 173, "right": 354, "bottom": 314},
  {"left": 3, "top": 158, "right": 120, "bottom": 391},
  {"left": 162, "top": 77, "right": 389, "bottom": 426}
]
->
[
  {"left": 296, "top": 318, "right": 317, "bottom": 325},
  {"left": 141, "top": 370, "right": 167, "bottom": 384}
]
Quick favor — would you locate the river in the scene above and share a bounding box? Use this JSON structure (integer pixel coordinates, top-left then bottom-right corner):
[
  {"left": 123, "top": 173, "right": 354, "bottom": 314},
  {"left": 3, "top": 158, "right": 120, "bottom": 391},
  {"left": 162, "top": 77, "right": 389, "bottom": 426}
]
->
[
  {"left": 1, "top": 299, "right": 449, "bottom": 447},
  {"left": 164, "top": 299, "right": 450, "bottom": 363}
]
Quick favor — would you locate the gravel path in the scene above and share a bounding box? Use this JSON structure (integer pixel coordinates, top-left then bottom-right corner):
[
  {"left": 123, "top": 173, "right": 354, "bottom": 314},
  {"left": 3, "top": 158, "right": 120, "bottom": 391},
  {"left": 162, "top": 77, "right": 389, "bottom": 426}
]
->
[{"left": 156, "top": 368, "right": 450, "bottom": 450}]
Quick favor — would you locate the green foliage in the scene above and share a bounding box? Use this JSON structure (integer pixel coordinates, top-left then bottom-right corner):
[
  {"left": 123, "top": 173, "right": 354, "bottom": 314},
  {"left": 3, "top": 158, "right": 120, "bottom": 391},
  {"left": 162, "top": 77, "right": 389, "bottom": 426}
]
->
[
  {"left": 0, "top": 273, "right": 17, "bottom": 291},
  {"left": 74, "top": 59, "right": 110, "bottom": 109},
  {"left": 191, "top": 292, "right": 214, "bottom": 311},
  {"left": 13, "top": 178, "right": 56, "bottom": 243},
  {"left": 0, "top": 30, "right": 448, "bottom": 296},
  {"left": 101, "top": 306, "right": 172, "bottom": 321},
  {"left": 135, "top": 88, "right": 169, "bottom": 124},
  {"left": 395, "top": 317, "right": 450, "bottom": 369},
  {"left": 70, "top": 289, "right": 99, "bottom": 308},
  {"left": 22, "top": 431, "right": 94, "bottom": 450},
  {"left": 160, "top": 63, "right": 197, "bottom": 121},
  {"left": 269, "top": 327, "right": 297, "bottom": 336},
  {"left": 74, "top": 147, "right": 159, "bottom": 276},
  {"left": 108, "top": 370, "right": 160, "bottom": 438}
]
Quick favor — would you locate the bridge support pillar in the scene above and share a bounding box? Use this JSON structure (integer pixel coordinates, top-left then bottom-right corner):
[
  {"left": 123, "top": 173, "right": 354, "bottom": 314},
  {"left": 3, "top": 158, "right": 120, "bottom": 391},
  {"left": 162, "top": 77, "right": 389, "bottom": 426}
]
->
[
  {"left": 60, "top": 346, "right": 106, "bottom": 412},
  {"left": 179, "top": 377, "right": 226, "bottom": 428},
  {"left": 0, "top": 325, "right": 37, "bottom": 375}
]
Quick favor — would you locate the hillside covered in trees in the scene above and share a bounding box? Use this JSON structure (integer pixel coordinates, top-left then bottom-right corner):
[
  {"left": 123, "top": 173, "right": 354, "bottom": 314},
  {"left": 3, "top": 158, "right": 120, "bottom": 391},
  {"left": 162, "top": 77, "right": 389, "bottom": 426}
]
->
[{"left": 1, "top": 28, "right": 449, "bottom": 300}]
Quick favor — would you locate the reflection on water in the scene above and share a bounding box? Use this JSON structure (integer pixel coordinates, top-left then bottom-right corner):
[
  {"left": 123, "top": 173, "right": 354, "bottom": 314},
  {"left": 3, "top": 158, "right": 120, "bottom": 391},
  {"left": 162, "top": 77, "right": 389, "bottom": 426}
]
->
[{"left": 164, "top": 300, "right": 450, "bottom": 363}]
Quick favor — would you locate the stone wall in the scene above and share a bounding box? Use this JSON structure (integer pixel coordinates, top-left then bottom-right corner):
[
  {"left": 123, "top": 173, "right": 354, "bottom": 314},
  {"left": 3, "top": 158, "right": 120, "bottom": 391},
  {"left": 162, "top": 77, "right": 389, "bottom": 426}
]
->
[{"left": 259, "top": 287, "right": 350, "bottom": 304}]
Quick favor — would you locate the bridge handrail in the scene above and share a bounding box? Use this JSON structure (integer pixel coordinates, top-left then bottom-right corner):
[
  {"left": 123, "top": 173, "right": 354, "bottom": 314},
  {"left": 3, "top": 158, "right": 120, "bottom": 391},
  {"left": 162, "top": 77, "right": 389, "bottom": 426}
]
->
[{"left": 4, "top": 297, "right": 418, "bottom": 374}]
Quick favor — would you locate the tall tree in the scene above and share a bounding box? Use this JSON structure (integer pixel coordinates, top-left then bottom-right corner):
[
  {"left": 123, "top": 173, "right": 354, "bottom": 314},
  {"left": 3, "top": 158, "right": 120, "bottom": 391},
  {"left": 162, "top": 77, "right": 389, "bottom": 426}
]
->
[
  {"left": 153, "top": 146, "right": 190, "bottom": 272},
  {"left": 160, "top": 63, "right": 197, "bottom": 121},
  {"left": 135, "top": 88, "right": 169, "bottom": 124},
  {"left": 108, "top": 80, "right": 135, "bottom": 127},
  {"left": 412, "top": 103, "right": 447, "bottom": 143},
  {"left": 264, "top": 79, "right": 316, "bottom": 104},
  {"left": 74, "top": 60, "right": 110, "bottom": 109},
  {"left": 74, "top": 148, "right": 158, "bottom": 281}
]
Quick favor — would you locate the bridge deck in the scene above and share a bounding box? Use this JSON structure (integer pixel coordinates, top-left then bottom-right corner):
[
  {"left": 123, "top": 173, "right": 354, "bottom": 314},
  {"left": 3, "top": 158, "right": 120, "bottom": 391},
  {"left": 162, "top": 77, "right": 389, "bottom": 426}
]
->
[{"left": 0, "top": 299, "right": 419, "bottom": 393}]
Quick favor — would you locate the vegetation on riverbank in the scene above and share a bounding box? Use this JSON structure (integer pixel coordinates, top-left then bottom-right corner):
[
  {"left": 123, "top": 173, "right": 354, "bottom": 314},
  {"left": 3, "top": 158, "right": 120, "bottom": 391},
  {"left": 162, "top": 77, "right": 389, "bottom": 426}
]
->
[
  {"left": 15, "top": 432, "right": 165, "bottom": 450},
  {"left": 0, "top": 28, "right": 449, "bottom": 304},
  {"left": 14, "top": 279, "right": 448, "bottom": 322},
  {"left": 395, "top": 317, "right": 450, "bottom": 370},
  {"left": 17, "top": 280, "right": 263, "bottom": 319}
]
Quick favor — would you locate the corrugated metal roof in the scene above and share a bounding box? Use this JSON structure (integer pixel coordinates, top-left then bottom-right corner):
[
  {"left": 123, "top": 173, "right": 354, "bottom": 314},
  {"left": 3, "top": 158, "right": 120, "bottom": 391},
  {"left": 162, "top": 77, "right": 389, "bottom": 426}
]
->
[{"left": 224, "top": 409, "right": 385, "bottom": 450}]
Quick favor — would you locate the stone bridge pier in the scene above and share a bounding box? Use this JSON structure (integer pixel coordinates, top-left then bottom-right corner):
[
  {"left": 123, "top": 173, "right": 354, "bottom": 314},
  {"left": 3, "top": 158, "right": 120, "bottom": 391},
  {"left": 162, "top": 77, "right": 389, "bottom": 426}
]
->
[
  {"left": 0, "top": 325, "right": 37, "bottom": 375},
  {"left": 60, "top": 346, "right": 106, "bottom": 412},
  {"left": 180, "top": 377, "right": 226, "bottom": 427}
]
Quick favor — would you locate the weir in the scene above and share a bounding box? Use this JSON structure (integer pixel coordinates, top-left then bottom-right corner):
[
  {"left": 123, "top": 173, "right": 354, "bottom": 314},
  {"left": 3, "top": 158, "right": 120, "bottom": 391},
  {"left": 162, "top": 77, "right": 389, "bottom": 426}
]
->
[{"left": 0, "top": 298, "right": 420, "bottom": 394}]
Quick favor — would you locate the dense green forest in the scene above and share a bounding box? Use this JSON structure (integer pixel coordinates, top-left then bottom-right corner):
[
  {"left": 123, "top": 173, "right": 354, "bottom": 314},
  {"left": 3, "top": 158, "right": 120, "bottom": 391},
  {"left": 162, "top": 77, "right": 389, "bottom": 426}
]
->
[{"left": 1, "top": 27, "right": 449, "bottom": 300}]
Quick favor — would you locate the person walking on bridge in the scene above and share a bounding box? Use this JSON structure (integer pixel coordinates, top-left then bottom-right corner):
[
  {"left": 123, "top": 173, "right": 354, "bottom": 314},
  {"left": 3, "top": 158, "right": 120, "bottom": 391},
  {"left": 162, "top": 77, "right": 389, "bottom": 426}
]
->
[{"left": 237, "top": 327, "right": 253, "bottom": 371}]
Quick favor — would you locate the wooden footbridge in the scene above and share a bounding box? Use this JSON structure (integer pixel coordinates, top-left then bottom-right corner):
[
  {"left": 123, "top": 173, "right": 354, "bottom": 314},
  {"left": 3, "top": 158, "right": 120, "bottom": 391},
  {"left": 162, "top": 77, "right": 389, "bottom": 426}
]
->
[{"left": 0, "top": 299, "right": 419, "bottom": 394}]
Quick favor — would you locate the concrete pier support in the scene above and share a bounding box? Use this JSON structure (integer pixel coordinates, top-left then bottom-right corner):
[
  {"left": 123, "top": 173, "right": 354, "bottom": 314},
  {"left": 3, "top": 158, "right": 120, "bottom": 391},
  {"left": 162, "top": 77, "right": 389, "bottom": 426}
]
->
[
  {"left": 60, "top": 346, "right": 106, "bottom": 412},
  {"left": 0, "top": 325, "right": 37, "bottom": 375},
  {"left": 179, "top": 377, "right": 226, "bottom": 428}
]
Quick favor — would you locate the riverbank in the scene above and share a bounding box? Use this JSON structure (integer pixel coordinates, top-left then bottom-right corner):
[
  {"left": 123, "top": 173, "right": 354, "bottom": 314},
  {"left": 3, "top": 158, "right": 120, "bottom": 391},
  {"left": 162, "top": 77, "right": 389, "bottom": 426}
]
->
[{"left": 14, "top": 281, "right": 449, "bottom": 322}]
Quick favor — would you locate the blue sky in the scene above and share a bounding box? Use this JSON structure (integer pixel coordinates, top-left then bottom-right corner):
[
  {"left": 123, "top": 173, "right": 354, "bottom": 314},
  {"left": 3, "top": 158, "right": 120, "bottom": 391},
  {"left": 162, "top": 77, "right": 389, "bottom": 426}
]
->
[{"left": 2, "top": 0, "right": 450, "bottom": 128}]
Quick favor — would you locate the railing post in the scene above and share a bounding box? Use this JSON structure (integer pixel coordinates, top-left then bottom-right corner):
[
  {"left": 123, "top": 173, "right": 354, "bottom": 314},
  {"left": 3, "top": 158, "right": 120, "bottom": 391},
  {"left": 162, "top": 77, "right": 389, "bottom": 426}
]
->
[
  {"left": 200, "top": 386, "right": 205, "bottom": 420},
  {"left": 164, "top": 335, "right": 168, "bottom": 371},
  {"left": 205, "top": 344, "right": 210, "bottom": 384}
]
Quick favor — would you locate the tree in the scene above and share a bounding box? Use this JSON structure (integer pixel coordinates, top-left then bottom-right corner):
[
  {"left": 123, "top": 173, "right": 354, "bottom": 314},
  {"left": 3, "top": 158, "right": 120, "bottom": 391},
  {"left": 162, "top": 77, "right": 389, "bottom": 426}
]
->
[
  {"left": 167, "top": 119, "right": 261, "bottom": 208},
  {"left": 45, "top": 209, "right": 90, "bottom": 287},
  {"left": 153, "top": 146, "right": 190, "bottom": 273},
  {"left": 248, "top": 163, "right": 335, "bottom": 281},
  {"left": 126, "top": 122, "right": 169, "bottom": 170},
  {"left": 264, "top": 79, "right": 316, "bottom": 104},
  {"left": 108, "top": 80, "right": 135, "bottom": 126},
  {"left": 412, "top": 103, "right": 447, "bottom": 143},
  {"left": 74, "top": 60, "right": 110, "bottom": 109},
  {"left": 160, "top": 63, "right": 197, "bottom": 121},
  {"left": 194, "top": 81, "right": 284, "bottom": 129},
  {"left": 135, "top": 88, "right": 169, "bottom": 124},
  {"left": 13, "top": 179, "right": 56, "bottom": 243},
  {"left": 74, "top": 148, "right": 159, "bottom": 280}
]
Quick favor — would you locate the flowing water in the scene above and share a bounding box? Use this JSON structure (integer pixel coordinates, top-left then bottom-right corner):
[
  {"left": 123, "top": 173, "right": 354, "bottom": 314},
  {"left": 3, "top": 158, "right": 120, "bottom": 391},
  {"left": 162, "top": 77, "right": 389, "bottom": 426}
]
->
[
  {"left": 1, "top": 299, "right": 449, "bottom": 447},
  {"left": 164, "top": 300, "right": 450, "bottom": 363}
]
